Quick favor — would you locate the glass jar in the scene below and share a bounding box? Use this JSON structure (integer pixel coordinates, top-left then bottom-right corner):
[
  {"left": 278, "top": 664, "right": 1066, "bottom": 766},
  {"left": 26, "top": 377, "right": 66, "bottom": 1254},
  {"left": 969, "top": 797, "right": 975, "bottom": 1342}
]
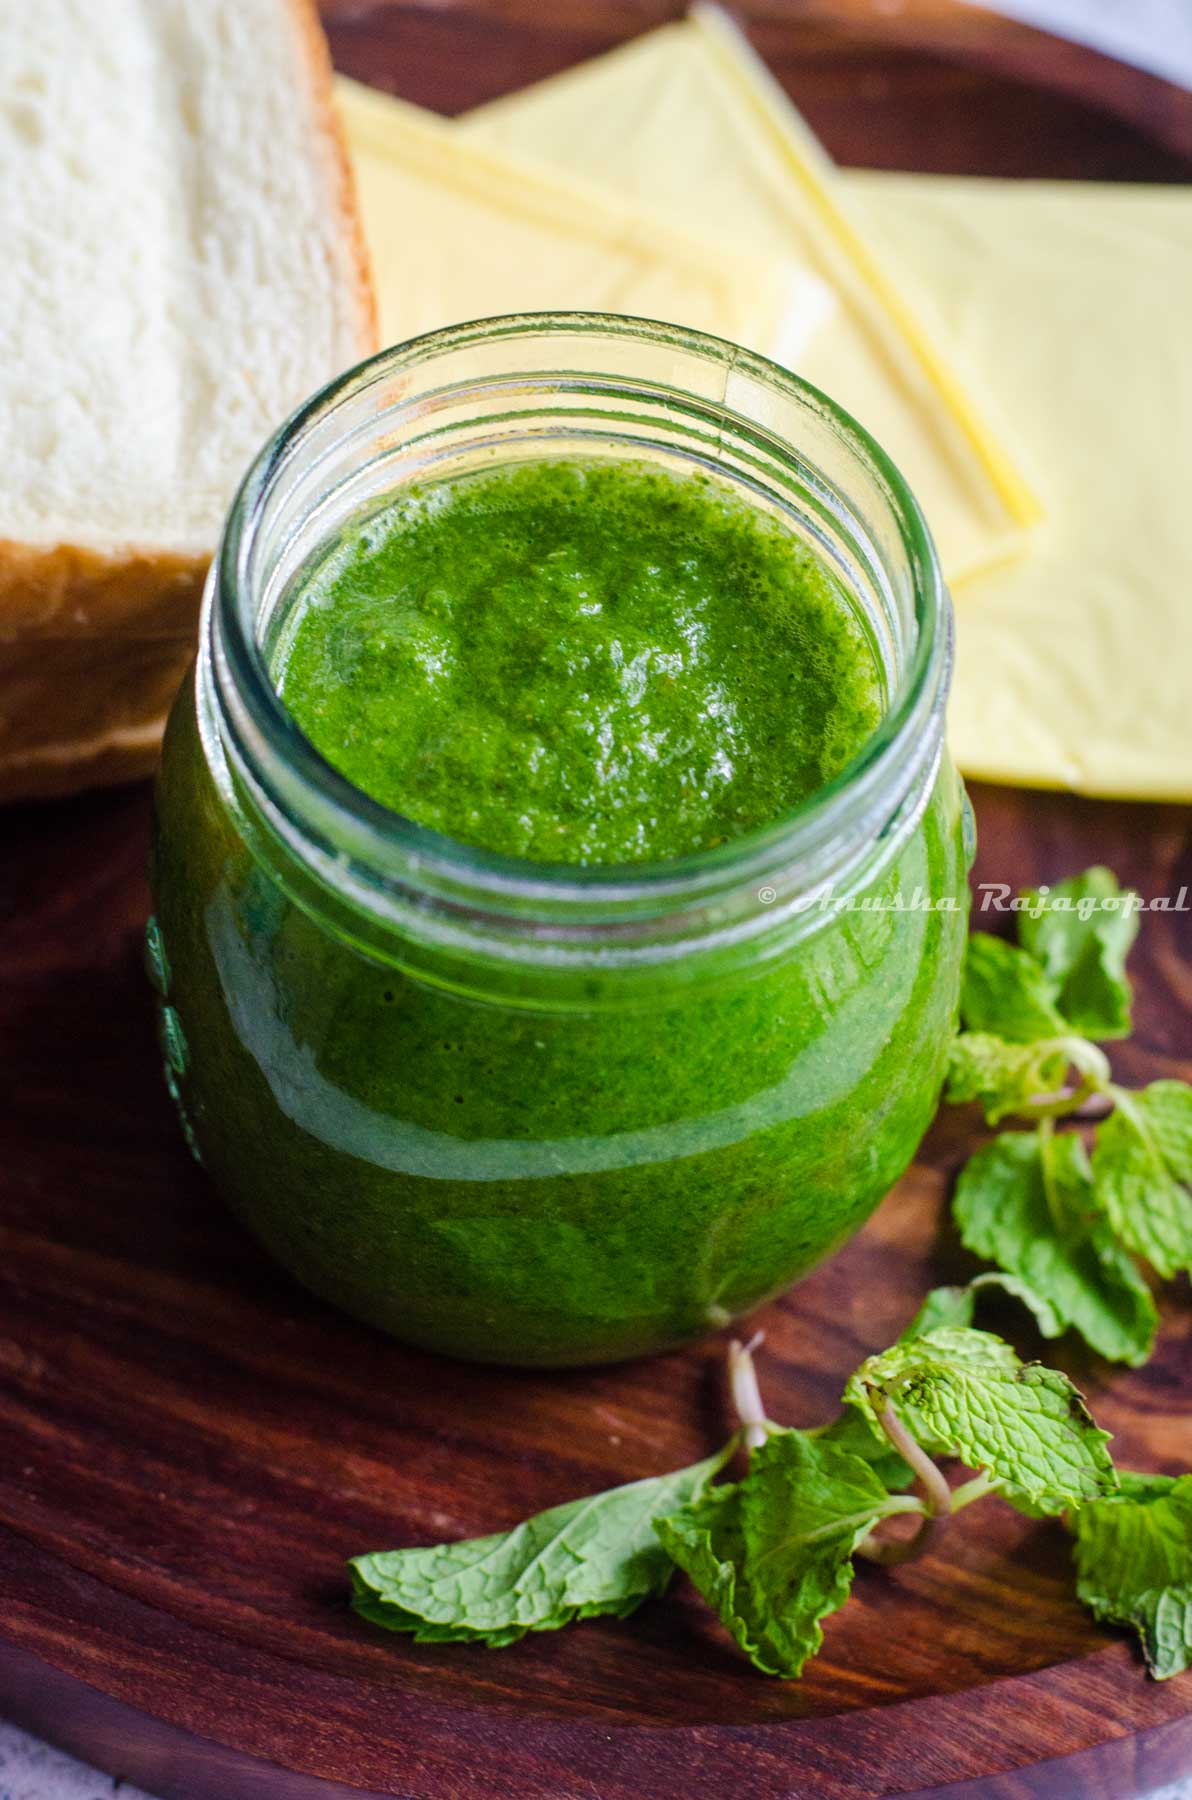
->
[{"left": 149, "top": 313, "right": 969, "bottom": 1367}]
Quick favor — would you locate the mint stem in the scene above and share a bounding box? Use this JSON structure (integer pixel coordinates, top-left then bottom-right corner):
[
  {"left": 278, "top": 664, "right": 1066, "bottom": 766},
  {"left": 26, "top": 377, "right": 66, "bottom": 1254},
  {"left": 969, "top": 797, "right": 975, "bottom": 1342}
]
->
[
  {"left": 876, "top": 1399, "right": 952, "bottom": 1518},
  {"left": 857, "top": 1396, "right": 952, "bottom": 1566},
  {"left": 949, "top": 1470, "right": 999, "bottom": 1511},
  {"left": 1020, "top": 1084, "right": 1111, "bottom": 1122},
  {"left": 728, "top": 1333, "right": 771, "bottom": 1452},
  {"left": 1019, "top": 1038, "right": 1113, "bottom": 1120}
]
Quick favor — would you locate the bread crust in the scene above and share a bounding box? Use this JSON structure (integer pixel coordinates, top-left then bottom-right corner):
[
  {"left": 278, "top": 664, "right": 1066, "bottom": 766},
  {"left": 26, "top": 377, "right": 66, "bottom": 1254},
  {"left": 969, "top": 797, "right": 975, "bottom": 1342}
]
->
[
  {"left": 0, "top": 539, "right": 208, "bottom": 637},
  {"left": 285, "top": 0, "right": 381, "bottom": 358},
  {"left": 1, "top": 0, "right": 378, "bottom": 805},
  {"left": 0, "top": 540, "right": 207, "bottom": 801},
  {"left": 0, "top": 695, "right": 186, "bottom": 804}
]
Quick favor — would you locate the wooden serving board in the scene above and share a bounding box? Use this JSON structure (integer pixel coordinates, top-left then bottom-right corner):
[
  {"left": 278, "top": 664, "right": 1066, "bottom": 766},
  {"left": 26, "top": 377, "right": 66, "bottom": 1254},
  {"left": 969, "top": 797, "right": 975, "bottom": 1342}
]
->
[{"left": 2, "top": 6, "right": 1192, "bottom": 1795}]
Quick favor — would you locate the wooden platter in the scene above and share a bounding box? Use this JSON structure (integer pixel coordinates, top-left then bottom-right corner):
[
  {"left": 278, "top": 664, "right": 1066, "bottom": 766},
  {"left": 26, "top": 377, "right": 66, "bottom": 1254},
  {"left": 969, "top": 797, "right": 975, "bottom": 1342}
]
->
[{"left": 2, "top": 5, "right": 1191, "bottom": 1795}]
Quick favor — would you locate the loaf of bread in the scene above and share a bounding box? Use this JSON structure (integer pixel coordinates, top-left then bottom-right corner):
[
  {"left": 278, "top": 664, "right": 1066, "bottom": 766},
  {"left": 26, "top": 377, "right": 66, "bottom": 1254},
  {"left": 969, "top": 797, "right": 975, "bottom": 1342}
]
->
[{"left": 0, "top": 0, "right": 377, "bottom": 801}]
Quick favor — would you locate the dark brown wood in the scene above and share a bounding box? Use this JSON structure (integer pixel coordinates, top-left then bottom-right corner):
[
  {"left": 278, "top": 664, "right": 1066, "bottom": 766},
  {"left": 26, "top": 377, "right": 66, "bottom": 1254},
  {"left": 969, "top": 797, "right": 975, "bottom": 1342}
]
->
[
  {"left": 321, "top": 0, "right": 1192, "bottom": 177},
  {"left": 2, "top": 7, "right": 1191, "bottom": 1795}
]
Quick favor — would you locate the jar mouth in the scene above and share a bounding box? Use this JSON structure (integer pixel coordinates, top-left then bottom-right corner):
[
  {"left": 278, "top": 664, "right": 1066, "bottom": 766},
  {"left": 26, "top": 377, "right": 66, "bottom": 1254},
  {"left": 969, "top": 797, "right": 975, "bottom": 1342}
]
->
[{"left": 210, "top": 311, "right": 949, "bottom": 946}]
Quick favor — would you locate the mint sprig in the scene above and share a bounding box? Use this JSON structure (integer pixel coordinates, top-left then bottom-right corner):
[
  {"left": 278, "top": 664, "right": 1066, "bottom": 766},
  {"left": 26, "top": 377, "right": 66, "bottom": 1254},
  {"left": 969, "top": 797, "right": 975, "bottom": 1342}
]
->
[
  {"left": 843, "top": 1325, "right": 1116, "bottom": 1513},
  {"left": 349, "top": 1327, "right": 1189, "bottom": 1684},
  {"left": 347, "top": 867, "right": 1188, "bottom": 1683},
  {"left": 945, "top": 866, "right": 1189, "bottom": 1362}
]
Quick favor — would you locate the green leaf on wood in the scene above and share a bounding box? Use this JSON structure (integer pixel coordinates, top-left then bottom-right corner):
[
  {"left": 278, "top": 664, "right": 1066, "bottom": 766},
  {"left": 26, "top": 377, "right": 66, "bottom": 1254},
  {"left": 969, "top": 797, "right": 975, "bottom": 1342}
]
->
[
  {"left": 1093, "top": 1084, "right": 1192, "bottom": 1280},
  {"left": 1074, "top": 1474, "right": 1192, "bottom": 1679},
  {"left": 954, "top": 1130, "right": 1157, "bottom": 1365},
  {"left": 960, "top": 934, "right": 1069, "bottom": 1042},
  {"left": 844, "top": 1327, "right": 1117, "bottom": 1513},
  {"left": 1018, "top": 867, "right": 1138, "bottom": 1040},
  {"left": 656, "top": 1430, "right": 903, "bottom": 1678},
  {"left": 350, "top": 1449, "right": 730, "bottom": 1646}
]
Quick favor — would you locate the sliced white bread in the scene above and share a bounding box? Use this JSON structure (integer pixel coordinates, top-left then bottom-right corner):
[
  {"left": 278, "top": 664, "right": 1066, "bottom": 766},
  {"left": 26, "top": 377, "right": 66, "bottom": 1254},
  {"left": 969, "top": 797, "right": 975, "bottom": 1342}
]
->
[{"left": 0, "top": 0, "right": 377, "bottom": 801}]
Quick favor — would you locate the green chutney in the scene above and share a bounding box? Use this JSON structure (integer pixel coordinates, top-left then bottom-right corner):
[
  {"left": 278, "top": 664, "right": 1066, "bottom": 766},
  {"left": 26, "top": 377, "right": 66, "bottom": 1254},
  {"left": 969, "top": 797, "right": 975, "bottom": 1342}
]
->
[
  {"left": 276, "top": 460, "right": 881, "bottom": 865},
  {"left": 149, "top": 454, "right": 968, "bottom": 1365}
]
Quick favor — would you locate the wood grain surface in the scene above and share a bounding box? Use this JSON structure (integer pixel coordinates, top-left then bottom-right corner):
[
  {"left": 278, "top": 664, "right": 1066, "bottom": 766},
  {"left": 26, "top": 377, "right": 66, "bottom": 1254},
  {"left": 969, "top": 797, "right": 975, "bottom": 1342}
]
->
[
  {"left": 323, "top": 0, "right": 1192, "bottom": 174},
  {"left": 1, "top": 5, "right": 1190, "bottom": 1797}
]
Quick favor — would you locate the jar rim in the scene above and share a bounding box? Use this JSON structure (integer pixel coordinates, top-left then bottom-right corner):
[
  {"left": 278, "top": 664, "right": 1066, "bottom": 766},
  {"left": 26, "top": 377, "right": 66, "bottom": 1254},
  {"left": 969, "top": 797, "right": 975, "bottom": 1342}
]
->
[{"left": 210, "top": 311, "right": 949, "bottom": 940}]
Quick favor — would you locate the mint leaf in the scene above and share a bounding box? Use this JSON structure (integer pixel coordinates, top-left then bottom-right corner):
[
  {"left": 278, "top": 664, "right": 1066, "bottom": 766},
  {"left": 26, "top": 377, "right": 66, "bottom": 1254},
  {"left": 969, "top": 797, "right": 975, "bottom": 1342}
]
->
[
  {"left": 350, "top": 1449, "right": 730, "bottom": 1646},
  {"left": 960, "top": 934, "right": 1068, "bottom": 1041},
  {"left": 816, "top": 1406, "right": 915, "bottom": 1491},
  {"left": 349, "top": 1592, "right": 527, "bottom": 1646},
  {"left": 946, "top": 1031, "right": 1108, "bottom": 1124},
  {"left": 1093, "top": 1084, "right": 1192, "bottom": 1279},
  {"left": 1117, "top": 1470, "right": 1183, "bottom": 1502},
  {"left": 656, "top": 1430, "right": 904, "bottom": 1678},
  {"left": 1073, "top": 1474, "right": 1192, "bottom": 1678},
  {"left": 1138, "top": 1079, "right": 1192, "bottom": 1177},
  {"left": 1018, "top": 867, "right": 1138, "bottom": 1041},
  {"left": 974, "top": 1270, "right": 1070, "bottom": 1338},
  {"left": 954, "top": 1131, "right": 1157, "bottom": 1366},
  {"left": 903, "top": 1275, "right": 1065, "bottom": 1340},
  {"left": 907, "top": 1270, "right": 1078, "bottom": 1346},
  {"left": 903, "top": 1285, "right": 975, "bottom": 1337},
  {"left": 844, "top": 1327, "right": 1117, "bottom": 1512}
]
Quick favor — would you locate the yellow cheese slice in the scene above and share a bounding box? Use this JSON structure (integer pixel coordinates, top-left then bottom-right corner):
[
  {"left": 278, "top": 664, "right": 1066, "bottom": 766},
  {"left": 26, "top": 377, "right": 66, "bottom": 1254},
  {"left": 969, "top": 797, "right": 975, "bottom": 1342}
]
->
[
  {"left": 336, "top": 78, "right": 816, "bottom": 371},
  {"left": 847, "top": 171, "right": 1192, "bottom": 800},
  {"left": 340, "top": 35, "right": 1191, "bottom": 800},
  {"left": 461, "top": 7, "right": 1040, "bottom": 586},
  {"left": 461, "top": 16, "right": 1192, "bottom": 801}
]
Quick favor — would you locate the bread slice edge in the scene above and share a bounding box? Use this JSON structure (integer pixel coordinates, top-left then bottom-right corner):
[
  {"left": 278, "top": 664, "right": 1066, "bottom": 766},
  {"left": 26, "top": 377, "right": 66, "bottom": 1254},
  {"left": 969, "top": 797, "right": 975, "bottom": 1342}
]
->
[{"left": 2, "top": 0, "right": 378, "bottom": 804}]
